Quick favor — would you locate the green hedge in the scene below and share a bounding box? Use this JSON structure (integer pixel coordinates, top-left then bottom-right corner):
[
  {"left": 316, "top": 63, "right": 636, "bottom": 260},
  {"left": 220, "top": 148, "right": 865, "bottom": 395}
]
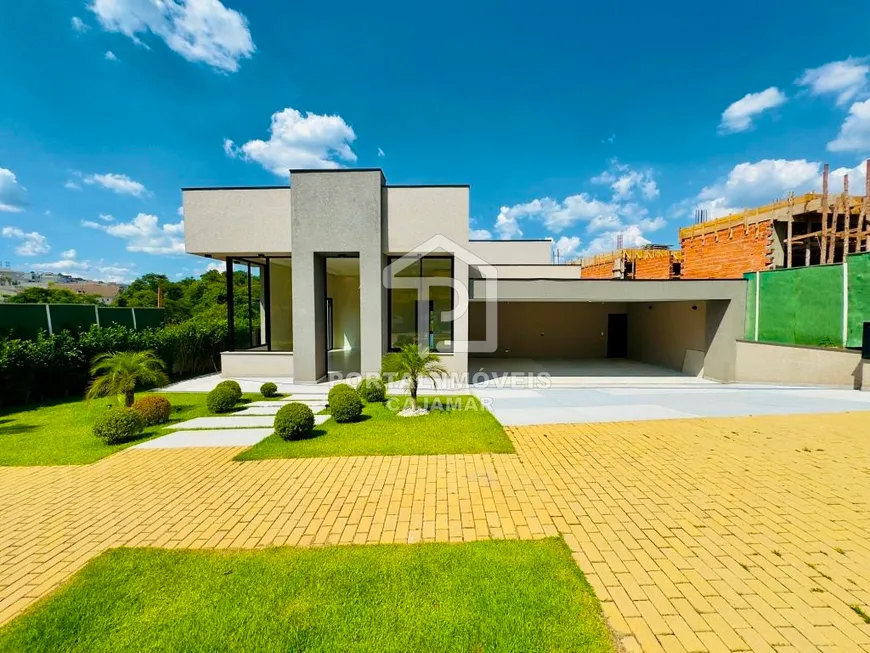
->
[{"left": 0, "top": 316, "right": 228, "bottom": 407}]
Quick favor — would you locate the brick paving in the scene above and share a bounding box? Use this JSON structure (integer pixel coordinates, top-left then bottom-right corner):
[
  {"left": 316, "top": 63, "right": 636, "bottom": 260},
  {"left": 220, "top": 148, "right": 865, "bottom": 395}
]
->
[{"left": 1, "top": 412, "right": 869, "bottom": 651}]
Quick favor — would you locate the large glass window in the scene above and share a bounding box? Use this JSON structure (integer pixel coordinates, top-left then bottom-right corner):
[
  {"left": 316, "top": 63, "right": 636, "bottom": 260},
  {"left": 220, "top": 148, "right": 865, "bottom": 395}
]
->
[
  {"left": 387, "top": 256, "right": 454, "bottom": 352},
  {"left": 232, "top": 260, "right": 263, "bottom": 350},
  {"left": 225, "top": 256, "right": 291, "bottom": 352}
]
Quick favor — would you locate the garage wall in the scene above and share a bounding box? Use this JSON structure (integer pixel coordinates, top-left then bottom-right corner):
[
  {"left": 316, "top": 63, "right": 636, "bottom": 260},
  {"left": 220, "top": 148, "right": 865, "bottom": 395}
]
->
[
  {"left": 627, "top": 301, "right": 707, "bottom": 372},
  {"left": 469, "top": 301, "right": 626, "bottom": 358}
]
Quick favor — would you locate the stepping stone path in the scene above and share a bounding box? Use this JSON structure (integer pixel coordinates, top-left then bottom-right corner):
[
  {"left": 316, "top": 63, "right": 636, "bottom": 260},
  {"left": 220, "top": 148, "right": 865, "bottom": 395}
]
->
[
  {"left": 134, "top": 429, "right": 274, "bottom": 449},
  {"left": 142, "top": 395, "right": 332, "bottom": 449},
  {"left": 239, "top": 396, "right": 328, "bottom": 416},
  {"left": 168, "top": 414, "right": 331, "bottom": 430}
]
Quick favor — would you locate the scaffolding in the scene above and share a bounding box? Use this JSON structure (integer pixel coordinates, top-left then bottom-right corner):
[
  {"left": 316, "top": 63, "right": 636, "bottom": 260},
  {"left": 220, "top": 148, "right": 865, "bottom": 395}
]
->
[{"left": 678, "top": 159, "right": 870, "bottom": 270}]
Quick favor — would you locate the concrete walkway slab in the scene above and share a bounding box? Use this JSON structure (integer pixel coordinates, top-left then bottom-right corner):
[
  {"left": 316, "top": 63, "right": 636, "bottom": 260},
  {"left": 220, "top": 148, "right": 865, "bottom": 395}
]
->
[
  {"left": 170, "top": 415, "right": 330, "bottom": 430},
  {"left": 477, "top": 382, "right": 870, "bottom": 425},
  {"left": 237, "top": 404, "right": 327, "bottom": 417},
  {"left": 134, "top": 429, "right": 274, "bottom": 449}
]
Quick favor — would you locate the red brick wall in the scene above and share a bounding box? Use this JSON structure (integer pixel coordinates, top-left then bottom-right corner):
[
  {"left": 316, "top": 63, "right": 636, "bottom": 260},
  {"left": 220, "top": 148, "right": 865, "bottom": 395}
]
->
[
  {"left": 680, "top": 221, "right": 772, "bottom": 279},
  {"left": 581, "top": 262, "right": 613, "bottom": 279},
  {"left": 634, "top": 256, "right": 673, "bottom": 279}
]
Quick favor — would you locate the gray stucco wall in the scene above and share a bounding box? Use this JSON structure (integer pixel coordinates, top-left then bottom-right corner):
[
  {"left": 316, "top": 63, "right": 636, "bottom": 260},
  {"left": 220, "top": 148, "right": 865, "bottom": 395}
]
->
[
  {"left": 384, "top": 187, "right": 469, "bottom": 252},
  {"left": 472, "top": 278, "right": 746, "bottom": 302},
  {"left": 469, "top": 301, "right": 627, "bottom": 358},
  {"left": 183, "top": 188, "right": 291, "bottom": 255},
  {"left": 627, "top": 301, "right": 707, "bottom": 372},
  {"left": 466, "top": 240, "right": 552, "bottom": 265},
  {"left": 703, "top": 296, "right": 745, "bottom": 382},
  {"left": 290, "top": 171, "right": 384, "bottom": 381},
  {"left": 735, "top": 340, "right": 863, "bottom": 387}
]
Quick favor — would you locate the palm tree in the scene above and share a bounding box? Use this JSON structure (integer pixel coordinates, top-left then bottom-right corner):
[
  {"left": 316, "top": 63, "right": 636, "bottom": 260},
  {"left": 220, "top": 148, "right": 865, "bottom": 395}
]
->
[
  {"left": 382, "top": 343, "right": 447, "bottom": 411},
  {"left": 86, "top": 350, "right": 169, "bottom": 407}
]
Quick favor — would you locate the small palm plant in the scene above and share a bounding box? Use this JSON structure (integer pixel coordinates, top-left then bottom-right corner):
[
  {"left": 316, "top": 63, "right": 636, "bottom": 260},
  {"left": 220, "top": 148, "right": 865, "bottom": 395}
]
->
[
  {"left": 86, "top": 350, "right": 169, "bottom": 407},
  {"left": 382, "top": 343, "right": 447, "bottom": 411}
]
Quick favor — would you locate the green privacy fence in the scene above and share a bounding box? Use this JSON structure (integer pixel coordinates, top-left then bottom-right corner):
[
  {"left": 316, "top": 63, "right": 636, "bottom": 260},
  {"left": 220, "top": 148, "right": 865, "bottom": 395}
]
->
[
  {"left": 744, "top": 252, "right": 870, "bottom": 348},
  {"left": 0, "top": 304, "right": 165, "bottom": 340}
]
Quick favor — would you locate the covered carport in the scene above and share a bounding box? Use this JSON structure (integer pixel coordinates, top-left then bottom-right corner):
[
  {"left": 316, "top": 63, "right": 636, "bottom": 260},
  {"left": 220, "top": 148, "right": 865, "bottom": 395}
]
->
[{"left": 467, "top": 278, "right": 746, "bottom": 383}]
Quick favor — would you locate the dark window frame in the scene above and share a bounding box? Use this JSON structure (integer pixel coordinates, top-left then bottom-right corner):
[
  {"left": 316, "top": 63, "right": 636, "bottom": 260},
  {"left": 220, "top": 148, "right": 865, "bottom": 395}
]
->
[
  {"left": 386, "top": 255, "right": 454, "bottom": 352},
  {"left": 226, "top": 255, "right": 291, "bottom": 352}
]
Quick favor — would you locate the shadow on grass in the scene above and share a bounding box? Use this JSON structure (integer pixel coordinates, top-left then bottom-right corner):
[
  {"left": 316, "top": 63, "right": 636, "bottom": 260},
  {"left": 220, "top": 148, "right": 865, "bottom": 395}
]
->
[
  {"left": 0, "top": 394, "right": 86, "bottom": 417},
  {"left": 0, "top": 418, "right": 38, "bottom": 436},
  {"left": 285, "top": 428, "right": 328, "bottom": 442}
]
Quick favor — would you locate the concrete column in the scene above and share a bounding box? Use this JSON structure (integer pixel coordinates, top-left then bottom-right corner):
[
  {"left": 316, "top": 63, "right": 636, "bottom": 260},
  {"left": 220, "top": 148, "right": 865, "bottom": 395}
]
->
[
  {"left": 703, "top": 297, "right": 744, "bottom": 383},
  {"left": 292, "top": 252, "right": 327, "bottom": 382},
  {"left": 861, "top": 359, "right": 870, "bottom": 391}
]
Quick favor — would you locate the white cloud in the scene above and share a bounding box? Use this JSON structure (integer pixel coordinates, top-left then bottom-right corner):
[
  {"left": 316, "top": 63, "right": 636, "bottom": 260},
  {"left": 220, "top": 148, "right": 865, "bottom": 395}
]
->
[
  {"left": 553, "top": 236, "right": 581, "bottom": 261},
  {"left": 71, "top": 16, "right": 89, "bottom": 32},
  {"left": 99, "top": 213, "right": 115, "bottom": 222},
  {"left": 84, "top": 172, "right": 149, "bottom": 197},
  {"left": 89, "top": 0, "right": 255, "bottom": 73},
  {"left": 495, "top": 194, "right": 618, "bottom": 239},
  {"left": 377, "top": 147, "right": 385, "bottom": 157},
  {"left": 797, "top": 58, "right": 869, "bottom": 106},
  {"left": 580, "top": 224, "right": 655, "bottom": 258},
  {"left": 224, "top": 108, "right": 358, "bottom": 175},
  {"left": 105, "top": 50, "right": 118, "bottom": 61},
  {"left": 2, "top": 227, "right": 50, "bottom": 256},
  {"left": 691, "top": 158, "right": 821, "bottom": 219},
  {"left": 469, "top": 228, "right": 492, "bottom": 239},
  {"left": 592, "top": 160, "right": 659, "bottom": 201},
  {"left": 83, "top": 213, "right": 185, "bottom": 255},
  {"left": 31, "top": 252, "right": 133, "bottom": 282},
  {"left": 719, "top": 87, "right": 787, "bottom": 134},
  {"left": 177, "top": 205, "right": 184, "bottom": 217},
  {"left": 0, "top": 169, "right": 27, "bottom": 212},
  {"left": 827, "top": 98, "right": 870, "bottom": 152},
  {"left": 64, "top": 180, "right": 82, "bottom": 191}
]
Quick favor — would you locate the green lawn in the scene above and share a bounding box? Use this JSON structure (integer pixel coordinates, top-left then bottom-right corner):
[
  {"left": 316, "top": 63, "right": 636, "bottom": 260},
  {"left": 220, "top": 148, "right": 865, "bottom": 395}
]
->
[
  {"left": 0, "top": 538, "right": 613, "bottom": 653},
  {"left": 0, "top": 392, "right": 257, "bottom": 466},
  {"left": 236, "top": 395, "right": 515, "bottom": 460}
]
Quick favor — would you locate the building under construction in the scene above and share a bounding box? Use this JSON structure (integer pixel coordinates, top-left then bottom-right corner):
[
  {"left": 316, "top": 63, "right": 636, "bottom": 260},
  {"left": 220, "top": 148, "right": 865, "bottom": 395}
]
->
[
  {"left": 580, "top": 160, "right": 870, "bottom": 280},
  {"left": 578, "top": 246, "right": 682, "bottom": 279}
]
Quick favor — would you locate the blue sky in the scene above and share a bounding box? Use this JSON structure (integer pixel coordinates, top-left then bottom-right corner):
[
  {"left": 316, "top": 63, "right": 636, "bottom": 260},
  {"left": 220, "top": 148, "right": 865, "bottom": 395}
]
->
[{"left": 2, "top": 0, "right": 870, "bottom": 281}]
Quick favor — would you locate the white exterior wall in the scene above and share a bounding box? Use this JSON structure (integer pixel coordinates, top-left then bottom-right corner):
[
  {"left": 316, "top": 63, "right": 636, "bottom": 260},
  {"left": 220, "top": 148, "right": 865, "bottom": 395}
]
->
[
  {"left": 221, "top": 351, "right": 294, "bottom": 377},
  {"left": 184, "top": 188, "right": 291, "bottom": 255}
]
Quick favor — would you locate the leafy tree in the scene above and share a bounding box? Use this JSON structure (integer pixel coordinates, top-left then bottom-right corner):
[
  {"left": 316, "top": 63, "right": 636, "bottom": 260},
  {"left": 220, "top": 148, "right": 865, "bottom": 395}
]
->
[
  {"left": 113, "top": 269, "right": 260, "bottom": 324},
  {"left": 381, "top": 344, "right": 447, "bottom": 411},
  {"left": 85, "top": 350, "right": 170, "bottom": 407},
  {"left": 8, "top": 286, "right": 103, "bottom": 305}
]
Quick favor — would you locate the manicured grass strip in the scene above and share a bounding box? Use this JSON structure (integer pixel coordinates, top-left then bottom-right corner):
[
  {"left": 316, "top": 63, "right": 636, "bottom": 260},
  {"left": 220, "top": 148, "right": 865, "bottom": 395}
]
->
[
  {"left": 235, "top": 395, "right": 515, "bottom": 460},
  {"left": 0, "top": 392, "right": 257, "bottom": 466},
  {"left": 0, "top": 538, "right": 613, "bottom": 653}
]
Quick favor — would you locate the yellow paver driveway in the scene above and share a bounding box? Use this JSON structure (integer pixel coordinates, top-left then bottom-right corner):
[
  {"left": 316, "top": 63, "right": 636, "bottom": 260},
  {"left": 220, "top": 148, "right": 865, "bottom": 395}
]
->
[{"left": 1, "top": 412, "right": 869, "bottom": 652}]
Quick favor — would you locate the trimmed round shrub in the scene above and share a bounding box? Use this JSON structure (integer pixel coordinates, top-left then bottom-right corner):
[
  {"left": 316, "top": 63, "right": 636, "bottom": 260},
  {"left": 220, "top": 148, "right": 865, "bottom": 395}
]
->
[
  {"left": 357, "top": 378, "right": 386, "bottom": 403},
  {"left": 215, "top": 379, "right": 242, "bottom": 403},
  {"left": 93, "top": 408, "right": 144, "bottom": 445},
  {"left": 131, "top": 395, "right": 172, "bottom": 426},
  {"left": 207, "top": 385, "right": 238, "bottom": 413},
  {"left": 260, "top": 382, "right": 278, "bottom": 398},
  {"left": 275, "top": 402, "right": 315, "bottom": 441},
  {"left": 328, "top": 384, "right": 363, "bottom": 423}
]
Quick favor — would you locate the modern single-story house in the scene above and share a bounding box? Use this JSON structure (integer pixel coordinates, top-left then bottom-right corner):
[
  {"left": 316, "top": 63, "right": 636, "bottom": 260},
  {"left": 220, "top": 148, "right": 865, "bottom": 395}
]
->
[{"left": 183, "top": 169, "right": 746, "bottom": 383}]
